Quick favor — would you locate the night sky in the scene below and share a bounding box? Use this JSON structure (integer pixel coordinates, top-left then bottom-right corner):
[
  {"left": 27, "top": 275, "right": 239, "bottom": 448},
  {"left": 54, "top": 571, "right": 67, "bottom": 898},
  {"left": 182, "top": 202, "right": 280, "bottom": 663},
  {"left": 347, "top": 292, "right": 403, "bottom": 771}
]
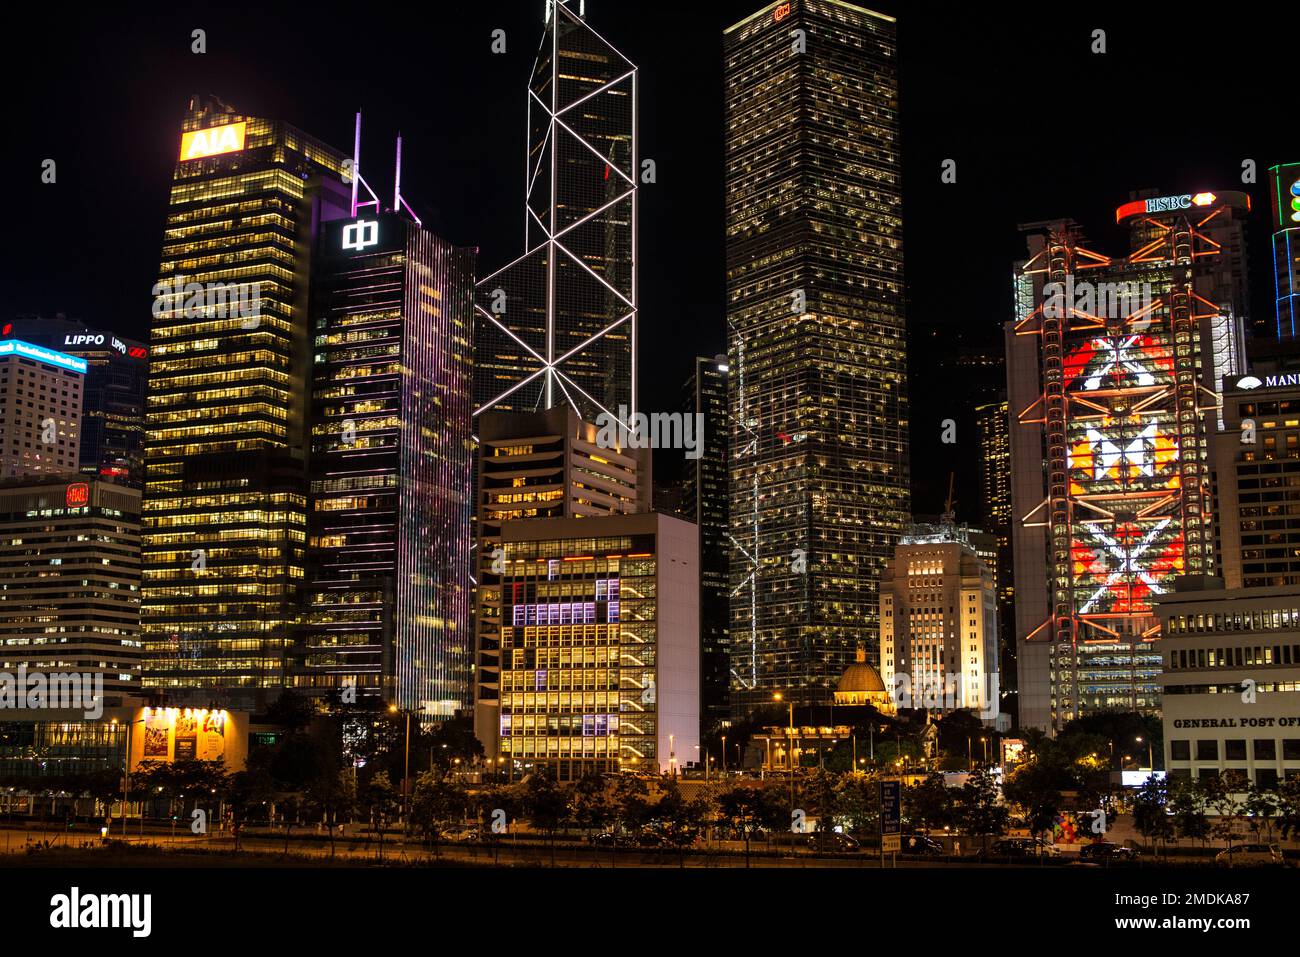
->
[{"left": 0, "top": 1, "right": 1286, "bottom": 519}]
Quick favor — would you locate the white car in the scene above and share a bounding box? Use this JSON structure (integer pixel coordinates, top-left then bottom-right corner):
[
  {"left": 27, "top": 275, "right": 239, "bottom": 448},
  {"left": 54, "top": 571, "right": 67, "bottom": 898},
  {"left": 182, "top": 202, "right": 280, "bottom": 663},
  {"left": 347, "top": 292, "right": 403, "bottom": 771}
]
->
[{"left": 1214, "top": 843, "right": 1281, "bottom": 866}]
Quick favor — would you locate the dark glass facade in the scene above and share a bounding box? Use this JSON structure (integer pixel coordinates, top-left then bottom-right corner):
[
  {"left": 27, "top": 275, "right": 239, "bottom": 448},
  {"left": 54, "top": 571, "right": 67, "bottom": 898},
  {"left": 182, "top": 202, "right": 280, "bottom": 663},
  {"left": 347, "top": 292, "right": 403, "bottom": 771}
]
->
[
  {"left": 725, "top": 0, "right": 907, "bottom": 712},
  {"left": 295, "top": 213, "right": 475, "bottom": 716},
  {"left": 682, "top": 356, "right": 730, "bottom": 730},
  {"left": 474, "top": 1, "right": 636, "bottom": 423}
]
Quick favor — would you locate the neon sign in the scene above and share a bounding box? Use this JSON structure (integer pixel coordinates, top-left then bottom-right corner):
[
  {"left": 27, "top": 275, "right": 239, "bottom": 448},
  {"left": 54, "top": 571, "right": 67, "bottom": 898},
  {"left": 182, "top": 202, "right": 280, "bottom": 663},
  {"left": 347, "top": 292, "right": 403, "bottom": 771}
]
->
[
  {"left": 179, "top": 121, "right": 247, "bottom": 161},
  {"left": 774, "top": 2, "right": 792, "bottom": 21},
  {"left": 0, "top": 339, "right": 88, "bottom": 374},
  {"left": 342, "top": 219, "right": 379, "bottom": 252},
  {"left": 1114, "top": 192, "right": 1217, "bottom": 223},
  {"left": 66, "top": 483, "right": 89, "bottom": 508}
]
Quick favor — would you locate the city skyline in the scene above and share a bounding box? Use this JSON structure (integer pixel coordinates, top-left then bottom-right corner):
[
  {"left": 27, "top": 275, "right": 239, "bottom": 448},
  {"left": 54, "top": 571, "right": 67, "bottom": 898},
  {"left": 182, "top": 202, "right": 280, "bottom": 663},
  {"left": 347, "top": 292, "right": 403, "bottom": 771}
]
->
[{"left": 8, "top": 4, "right": 1291, "bottom": 519}]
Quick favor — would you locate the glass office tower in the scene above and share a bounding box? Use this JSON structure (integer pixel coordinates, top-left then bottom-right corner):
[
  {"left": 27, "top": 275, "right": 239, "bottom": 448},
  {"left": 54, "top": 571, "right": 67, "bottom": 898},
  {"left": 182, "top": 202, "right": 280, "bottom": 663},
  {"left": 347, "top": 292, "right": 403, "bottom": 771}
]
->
[
  {"left": 296, "top": 212, "right": 475, "bottom": 717},
  {"left": 725, "top": 0, "right": 907, "bottom": 712},
  {"left": 141, "top": 97, "right": 350, "bottom": 707},
  {"left": 474, "top": 0, "right": 637, "bottom": 425}
]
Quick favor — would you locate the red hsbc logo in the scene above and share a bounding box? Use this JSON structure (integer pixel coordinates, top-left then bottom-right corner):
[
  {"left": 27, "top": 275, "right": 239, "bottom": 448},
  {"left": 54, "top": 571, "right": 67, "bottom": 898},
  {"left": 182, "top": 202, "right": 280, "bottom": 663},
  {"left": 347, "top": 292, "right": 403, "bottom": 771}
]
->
[{"left": 66, "top": 483, "right": 90, "bottom": 508}]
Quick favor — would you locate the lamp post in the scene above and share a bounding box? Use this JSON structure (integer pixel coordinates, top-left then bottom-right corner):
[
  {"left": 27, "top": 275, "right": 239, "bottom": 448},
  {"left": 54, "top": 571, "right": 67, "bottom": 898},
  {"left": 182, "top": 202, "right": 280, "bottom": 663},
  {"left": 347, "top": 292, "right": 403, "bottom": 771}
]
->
[
  {"left": 1135, "top": 736, "right": 1153, "bottom": 770},
  {"left": 721, "top": 735, "right": 727, "bottom": 774},
  {"left": 111, "top": 716, "right": 146, "bottom": 838},
  {"left": 774, "top": 693, "right": 795, "bottom": 811},
  {"left": 389, "top": 705, "right": 411, "bottom": 818}
]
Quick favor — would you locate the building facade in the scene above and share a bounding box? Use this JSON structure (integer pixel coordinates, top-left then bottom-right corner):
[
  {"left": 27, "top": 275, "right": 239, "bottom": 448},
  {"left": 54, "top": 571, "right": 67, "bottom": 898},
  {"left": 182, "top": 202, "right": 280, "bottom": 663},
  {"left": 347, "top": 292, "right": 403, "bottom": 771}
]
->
[
  {"left": 879, "top": 522, "right": 999, "bottom": 720},
  {"left": 294, "top": 213, "right": 475, "bottom": 716},
  {"left": 0, "top": 477, "right": 141, "bottom": 700},
  {"left": 725, "top": 0, "right": 907, "bottom": 713},
  {"left": 682, "top": 356, "right": 730, "bottom": 732},
  {"left": 1007, "top": 190, "right": 1251, "bottom": 731},
  {"left": 1213, "top": 366, "right": 1300, "bottom": 589},
  {"left": 472, "top": 407, "right": 645, "bottom": 746},
  {"left": 0, "top": 339, "right": 85, "bottom": 481},
  {"left": 141, "top": 97, "right": 350, "bottom": 707},
  {"left": 4, "top": 317, "right": 148, "bottom": 487},
  {"left": 478, "top": 511, "right": 699, "bottom": 781},
  {"left": 1268, "top": 163, "right": 1300, "bottom": 341},
  {"left": 473, "top": 0, "right": 637, "bottom": 426},
  {"left": 1155, "top": 578, "right": 1300, "bottom": 791}
]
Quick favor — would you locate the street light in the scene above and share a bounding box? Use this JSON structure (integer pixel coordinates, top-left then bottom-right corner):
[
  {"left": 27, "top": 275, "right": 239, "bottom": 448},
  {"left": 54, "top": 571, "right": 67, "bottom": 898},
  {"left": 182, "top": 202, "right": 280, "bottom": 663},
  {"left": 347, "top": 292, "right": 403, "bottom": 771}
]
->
[
  {"left": 388, "top": 705, "right": 411, "bottom": 817},
  {"left": 774, "top": 692, "right": 795, "bottom": 810},
  {"left": 1135, "top": 736, "right": 1153, "bottom": 771},
  {"left": 110, "top": 716, "right": 147, "bottom": 838}
]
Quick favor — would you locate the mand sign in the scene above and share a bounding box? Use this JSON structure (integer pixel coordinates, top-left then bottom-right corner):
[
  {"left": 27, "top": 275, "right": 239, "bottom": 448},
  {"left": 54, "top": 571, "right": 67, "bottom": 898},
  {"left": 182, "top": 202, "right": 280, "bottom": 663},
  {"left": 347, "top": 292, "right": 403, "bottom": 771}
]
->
[{"left": 180, "top": 121, "right": 248, "bottom": 161}]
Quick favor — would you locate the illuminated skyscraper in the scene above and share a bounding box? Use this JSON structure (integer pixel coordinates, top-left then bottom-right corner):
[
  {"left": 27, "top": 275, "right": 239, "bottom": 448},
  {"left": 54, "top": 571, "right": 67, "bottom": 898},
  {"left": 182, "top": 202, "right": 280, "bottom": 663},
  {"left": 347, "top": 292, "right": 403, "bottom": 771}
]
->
[
  {"left": 682, "top": 356, "right": 730, "bottom": 731},
  {"left": 975, "top": 396, "right": 1015, "bottom": 693},
  {"left": 473, "top": 0, "right": 636, "bottom": 426},
  {"left": 141, "top": 97, "right": 350, "bottom": 707},
  {"left": 0, "top": 339, "right": 84, "bottom": 480},
  {"left": 294, "top": 213, "right": 475, "bottom": 716},
  {"left": 725, "top": 0, "right": 907, "bottom": 713},
  {"left": 0, "top": 476, "right": 141, "bottom": 700},
  {"left": 5, "top": 316, "right": 148, "bottom": 487},
  {"left": 471, "top": 406, "right": 645, "bottom": 746},
  {"left": 1269, "top": 163, "right": 1300, "bottom": 340},
  {"left": 880, "top": 521, "right": 999, "bottom": 721},
  {"left": 1007, "top": 190, "right": 1251, "bottom": 731}
]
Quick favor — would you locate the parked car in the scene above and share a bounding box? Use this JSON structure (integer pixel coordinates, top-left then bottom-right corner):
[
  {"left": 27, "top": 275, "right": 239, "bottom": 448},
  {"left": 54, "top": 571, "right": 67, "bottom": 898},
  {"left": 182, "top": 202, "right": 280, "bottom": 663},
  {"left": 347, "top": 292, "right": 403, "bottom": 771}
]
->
[
  {"left": 1215, "top": 844, "right": 1282, "bottom": 867},
  {"left": 438, "top": 825, "right": 481, "bottom": 843},
  {"left": 1078, "top": 841, "right": 1137, "bottom": 863},
  {"left": 807, "top": 830, "right": 860, "bottom": 853},
  {"left": 902, "top": 834, "right": 944, "bottom": 856},
  {"left": 980, "top": 838, "right": 1060, "bottom": 860},
  {"left": 589, "top": 831, "right": 637, "bottom": 849},
  {"left": 636, "top": 826, "right": 668, "bottom": 848}
]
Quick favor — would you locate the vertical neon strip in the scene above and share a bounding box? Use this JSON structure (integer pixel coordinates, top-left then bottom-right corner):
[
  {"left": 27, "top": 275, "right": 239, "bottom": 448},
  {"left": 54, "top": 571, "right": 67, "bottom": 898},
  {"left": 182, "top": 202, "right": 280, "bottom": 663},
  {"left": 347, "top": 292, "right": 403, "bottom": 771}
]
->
[{"left": 351, "top": 112, "right": 361, "bottom": 218}]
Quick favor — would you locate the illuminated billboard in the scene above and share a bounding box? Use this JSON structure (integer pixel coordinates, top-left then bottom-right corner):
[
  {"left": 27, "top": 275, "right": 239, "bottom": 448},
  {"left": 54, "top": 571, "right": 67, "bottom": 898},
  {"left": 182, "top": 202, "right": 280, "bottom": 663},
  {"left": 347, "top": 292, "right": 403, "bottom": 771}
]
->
[
  {"left": 0, "top": 339, "right": 88, "bottom": 374},
  {"left": 134, "top": 707, "right": 241, "bottom": 766},
  {"left": 179, "top": 121, "right": 247, "bottom": 161}
]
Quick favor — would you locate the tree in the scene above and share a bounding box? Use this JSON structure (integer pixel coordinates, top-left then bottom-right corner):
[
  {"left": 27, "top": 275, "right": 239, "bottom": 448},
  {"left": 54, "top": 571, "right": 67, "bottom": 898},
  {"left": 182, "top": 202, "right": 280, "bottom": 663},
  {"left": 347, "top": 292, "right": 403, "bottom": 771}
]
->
[
  {"left": 956, "top": 767, "right": 1008, "bottom": 853},
  {"left": 1169, "top": 777, "right": 1211, "bottom": 847},
  {"left": 426, "top": 717, "right": 485, "bottom": 773},
  {"left": 1003, "top": 757, "right": 1069, "bottom": 847},
  {"left": 904, "top": 773, "right": 952, "bottom": 834},
  {"left": 571, "top": 772, "right": 614, "bottom": 839},
  {"left": 716, "top": 784, "right": 785, "bottom": 868},
  {"left": 410, "top": 772, "right": 471, "bottom": 859},
  {"left": 653, "top": 779, "right": 709, "bottom": 865},
  {"left": 523, "top": 771, "right": 570, "bottom": 866},
  {"left": 359, "top": 771, "right": 398, "bottom": 862},
  {"left": 1130, "top": 773, "right": 1174, "bottom": 856},
  {"left": 1276, "top": 774, "right": 1300, "bottom": 842},
  {"left": 833, "top": 771, "right": 880, "bottom": 837},
  {"left": 1243, "top": 783, "right": 1279, "bottom": 843},
  {"left": 302, "top": 768, "right": 354, "bottom": 858}
]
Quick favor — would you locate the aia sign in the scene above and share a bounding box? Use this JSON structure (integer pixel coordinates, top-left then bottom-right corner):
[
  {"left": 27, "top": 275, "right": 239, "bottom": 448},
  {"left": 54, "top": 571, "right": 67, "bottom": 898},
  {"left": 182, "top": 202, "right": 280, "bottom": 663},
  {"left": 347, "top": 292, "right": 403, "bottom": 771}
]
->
[
  {"left": 66, "top": 483, "right": 90, "bottom": 508},
  {"left": 179, "top": 121, "right": 247, "bottom": 161}
]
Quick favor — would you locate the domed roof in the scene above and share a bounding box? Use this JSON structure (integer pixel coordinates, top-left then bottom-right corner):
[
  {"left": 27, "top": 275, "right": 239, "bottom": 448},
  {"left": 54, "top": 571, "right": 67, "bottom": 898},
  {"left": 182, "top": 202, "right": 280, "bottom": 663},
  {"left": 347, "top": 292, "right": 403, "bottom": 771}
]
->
[{"left": 837, "top": 647, "right": 885, "bottom": 694}]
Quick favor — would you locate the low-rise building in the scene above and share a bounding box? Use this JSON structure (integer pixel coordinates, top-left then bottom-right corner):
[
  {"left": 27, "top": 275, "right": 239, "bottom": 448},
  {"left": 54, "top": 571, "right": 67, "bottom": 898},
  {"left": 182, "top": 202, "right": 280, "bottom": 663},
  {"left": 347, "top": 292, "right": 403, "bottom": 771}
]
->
[{"left": 1154, "top": 577, "right": 1300, "bottom": 790}]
